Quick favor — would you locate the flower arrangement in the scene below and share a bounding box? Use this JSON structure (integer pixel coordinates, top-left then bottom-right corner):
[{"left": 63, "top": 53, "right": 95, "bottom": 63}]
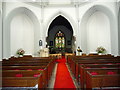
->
[
  {"left": 96, "top": 46, "right": 106, "bottom": 53},
  {"left": 16, "top": 48, "right": 25, "bottom": 56},
  {"left": 77, "top": 47, "right": 82, "bottom": 52}
]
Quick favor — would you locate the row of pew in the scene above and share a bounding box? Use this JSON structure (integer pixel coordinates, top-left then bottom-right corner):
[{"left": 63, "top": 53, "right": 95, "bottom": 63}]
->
[
  {"left": 1, "top": 55, "right": 57, "bottom": 89},
  {"left": 67, "top": 55, "right": 120, "bottom": 90}
]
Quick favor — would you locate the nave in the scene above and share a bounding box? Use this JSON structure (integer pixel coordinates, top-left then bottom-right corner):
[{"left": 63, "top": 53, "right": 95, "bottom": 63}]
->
[
  {"left": 1, "top": 1, "right": 120, "bottom": 89},
  {"left": 1, "top": 54, "right": 120, "bottom": 89},
  {"left": 2, "top": 55, "right": 77, "bottom": 89}
]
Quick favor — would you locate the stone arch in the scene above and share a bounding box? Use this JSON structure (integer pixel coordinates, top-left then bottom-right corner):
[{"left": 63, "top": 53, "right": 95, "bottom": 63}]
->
[
  {"left": 80, "top": 5, "right": 118, "bottom": 55},
  {"left": 3, "top": 7, "right": 40, "bottom": 58}
]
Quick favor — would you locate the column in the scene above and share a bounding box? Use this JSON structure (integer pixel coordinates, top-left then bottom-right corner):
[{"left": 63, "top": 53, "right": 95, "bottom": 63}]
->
[
  {"left": 0, "top": 3, "right": 2, "bottom": 60},
  {"left": 75, "top": 4, "right": 81, "bottom": 55}
]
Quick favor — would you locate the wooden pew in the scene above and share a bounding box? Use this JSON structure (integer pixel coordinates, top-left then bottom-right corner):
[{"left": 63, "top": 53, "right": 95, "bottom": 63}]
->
[
  {"left": 67, "top": 55, "right": 119, "bottom": 71},
  {"left": 2, "top": 56, "right": 56, "bottom": 89},
  {"left": 67, "top": 55, "right": 120, "bottom": 89},
  {"left": 2, "top": 56, "right": 56, "bottom": 75},
  {"left": 9, "top": 55, "right": 32, "bottom": 60},
  {"left": 80, "top": 68, "right": 120, "bottom": 89},
  {"left": 67, "top": 55, "right": 115, "bottom": 68},
  {"left": 73, "top": 59, "right": 120, "bottom": 80},
  {"left": 71, "top": 58, "right": 120, "bottom": 78},
  {"left": 2, "top": 60, "right": 55, "bottom": 82},
  {"left": 2, "top": 70, "right": 43, "bottom": 89},
  {"left": 8, "top": 56, "right": 54, "bottom": 61},
  {"left": 2, "top": 76, "right": 43, "bottom": 89},
  {"left": 86, "top": 71, "right": 120, "bottom": 90},
  {"left": 75, "top": 64, "right": 120, "bottom": 84},
  {"left": 2, "top": 66, "right": 46, "bottom": 70},
  {"left": 2, "top": 66, "right": 49, "bottom": 86},
  {"left": 2, "top": 69, "right": 48, "bottom": 88},
  {"left": 67, "top": 55, "right": 116, "bottom": 68}
]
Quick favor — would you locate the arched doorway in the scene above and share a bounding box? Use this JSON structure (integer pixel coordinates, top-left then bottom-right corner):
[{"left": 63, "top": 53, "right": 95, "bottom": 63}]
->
[{"left": 47, "top": 15, "right": 73, "bottom": 54}]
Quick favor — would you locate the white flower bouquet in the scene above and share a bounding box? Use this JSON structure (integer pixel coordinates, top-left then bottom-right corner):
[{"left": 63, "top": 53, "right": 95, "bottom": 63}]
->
[{"left": 96, "top": 46, "right": 106, "bottom": 53}]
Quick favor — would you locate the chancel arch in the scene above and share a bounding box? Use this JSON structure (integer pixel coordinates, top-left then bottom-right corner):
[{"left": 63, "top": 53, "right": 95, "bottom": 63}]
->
[
  {"left": 45, "top": 11, "right": 77, "bottom": 37},
  {"left": 3, "top": 7, "right": 40, "bottom": 58},
  {"left": 80, "top": 5, "right": 118, "bottom": 55},
  {"left": 47, "top": 15, "right": 74, "bottom": 54}
]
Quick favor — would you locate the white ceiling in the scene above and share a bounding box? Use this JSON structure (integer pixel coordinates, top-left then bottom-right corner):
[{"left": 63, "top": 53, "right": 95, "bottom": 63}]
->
[
  {"left": 1, "top": 0, "right": 95, "bottom": 3},
  {"left": 24, "top": 0, "right": 93, "bottom": 7}
]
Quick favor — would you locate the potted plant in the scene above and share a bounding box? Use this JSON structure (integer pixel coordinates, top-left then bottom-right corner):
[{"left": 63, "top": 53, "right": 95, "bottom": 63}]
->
[
  {"left": 96, "top": 46, "right": 106, "bottom": 55},
  {"left": 16, "top": 48, "right": 25, "bottom": 57}
]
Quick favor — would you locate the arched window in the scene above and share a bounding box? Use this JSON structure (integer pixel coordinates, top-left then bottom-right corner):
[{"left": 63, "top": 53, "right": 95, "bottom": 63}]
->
[{"left": 55, "top": 31, "right": 65, "bottom": 49}]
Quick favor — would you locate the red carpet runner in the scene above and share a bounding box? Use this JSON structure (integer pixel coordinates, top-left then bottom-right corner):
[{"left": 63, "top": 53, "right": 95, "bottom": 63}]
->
[{"left": 54, "top": 57, "right": 76, "bottom": 89}]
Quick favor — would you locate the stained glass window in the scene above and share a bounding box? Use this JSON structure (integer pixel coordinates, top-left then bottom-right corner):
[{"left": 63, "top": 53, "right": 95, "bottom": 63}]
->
[{"left": 55, "top": 31, "right": 65, "bottom": 48}]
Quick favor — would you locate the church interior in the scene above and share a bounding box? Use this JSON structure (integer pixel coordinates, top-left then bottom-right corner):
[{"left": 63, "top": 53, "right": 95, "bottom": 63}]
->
[{"left": 0, "top": 0, "right": 120, "bottom": 89}]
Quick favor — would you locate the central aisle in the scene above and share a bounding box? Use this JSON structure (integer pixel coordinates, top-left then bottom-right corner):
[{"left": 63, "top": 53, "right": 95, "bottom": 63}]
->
[{"left": 54, "top": 57, "right": 76, "bottom": 88}]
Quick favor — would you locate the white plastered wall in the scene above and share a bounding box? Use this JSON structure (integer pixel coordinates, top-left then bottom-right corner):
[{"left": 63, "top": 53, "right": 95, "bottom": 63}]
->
[
  {"left": 86, "top": 11, "right": 111, "bottom": 54},
  {"left": 80, "top": 3, "right": 118, "bottom": 55},
  {"left": 11, "top": 13, "right": 34, "bottom": 56},
  {"left": 3, "top": 4, "right": 40, "bottom": 58}
]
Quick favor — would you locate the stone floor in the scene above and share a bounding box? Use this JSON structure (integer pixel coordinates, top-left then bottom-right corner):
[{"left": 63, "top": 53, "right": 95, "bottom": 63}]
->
[{"left": 48, "top": 63, "right": 58, "bottom": 88}]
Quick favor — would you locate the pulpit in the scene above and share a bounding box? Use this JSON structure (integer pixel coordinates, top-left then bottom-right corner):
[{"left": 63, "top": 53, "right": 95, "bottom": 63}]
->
[{"left": 40, "top": 48, "right": 49, "bottom": 57}]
